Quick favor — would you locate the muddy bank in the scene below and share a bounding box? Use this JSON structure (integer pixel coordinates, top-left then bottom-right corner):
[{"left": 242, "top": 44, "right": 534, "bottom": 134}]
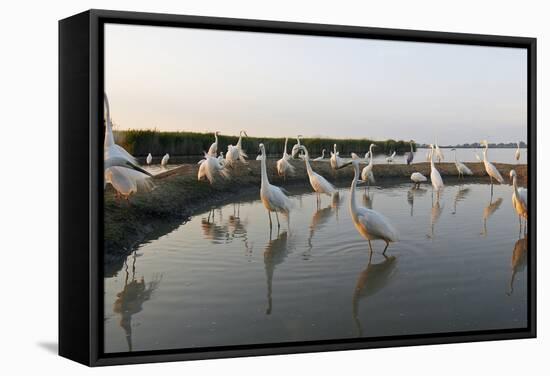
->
[{"left": 104, "top": 159, "right": 527, "bottom": 271}]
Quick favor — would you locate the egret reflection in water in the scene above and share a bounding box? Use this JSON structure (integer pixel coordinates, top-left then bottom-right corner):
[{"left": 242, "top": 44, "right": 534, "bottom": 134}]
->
[
  {"left": 352, "top": 255, "right": 397, "bottom": 337},
  {"left": 307, "top": 204, "right": 334, "bottom": 258},
  {"left": 509, "top": 235, "right": 528, "bottom": 295},
  {"left": 407, "top": 187, "right": 427, "bottom": 216},
  {"left": 113, "top": 252, "right": 162, "bottom": 352},
  {"left": 452, "top": 185, "right": 471, "bottom": 215},
  {"left": 428, "top": 191, "right": 444, "bottom": 239},
  {"left": 264, "top": 230, "right": 293, "bottom": 315},
  {"left": 481, "top": 197, "right": 503, "bottom": 237}
]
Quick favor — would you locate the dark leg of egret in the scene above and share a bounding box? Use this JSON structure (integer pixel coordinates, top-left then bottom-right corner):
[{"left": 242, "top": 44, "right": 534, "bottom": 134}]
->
[
  {"left": 268, "top": 211, "right": 272, "bottom": 228},
  {"left": 368, "top": 240, "right": 373, "bottom": 254},
  {"left": 275, "top": 212, "right": 280, "bottom": 228},
  {"left": 382, "top": 241, "right": 389, "bottom": 255}
]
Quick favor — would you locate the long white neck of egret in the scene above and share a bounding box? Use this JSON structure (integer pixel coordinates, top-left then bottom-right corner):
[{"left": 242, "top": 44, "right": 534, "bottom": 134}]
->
[
  {"left": 430, "top": 147, "right": 435, "bottom": 169},
  {"left": 303, "top": 148, "right": 313, "bottom": 176},
  {"left": 260, "top": 147, "right": 269, "bottom": 187},
  {"left": 368, "top": 144, "right": 375, "bottom": 167},
  {"left": 349, "top": 162, "right": 359, "bottom": 218},
  {"left": 104, "top": 94, "right": 115, "bottom": 148},
  {"left": 283, "top": 138, "right": 288, "bottom": 154}
]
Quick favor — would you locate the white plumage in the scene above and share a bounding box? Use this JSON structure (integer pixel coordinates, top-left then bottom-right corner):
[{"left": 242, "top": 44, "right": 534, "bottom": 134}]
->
[
  {"left": 197, "top": 153, "right": 230, "bottom": 184},
  {"left": 361, "top": 144, "right": 377, "bottom": 188},
  {"left": 451, "top": 148, "right": 473, "bottom": 178},
  {"left": 276, "top": 137, "right": 296, "bottom": 178},
  {"left": 330, "top": 143, "right": 344, "bottom": 169},
  {"left": 509, "top": 170, "right": 528, "bottom": 231},
  {"left": 313, "top": 149, "right": 326, "bottom": 161},
  {"left": 207, "top": 131, "right": 220, "bottom": 157},
  {"left": 226, "top": 130, "right": 248, "bottom": 165},
  {"left": 161, "top": 153, "right": 169, "bottom": 167},
  {"left": 300, "top": 145, "right": 337, "bottom": 199},
  {"left": 259, "top": 143, "right": 293, "bottom": 228},
  {"left": 429, "top": 144, "right": 444, "bottom": 191},
  {"left": 347, "top": 159, "right": 399, "bottom": 254},
  {"left": 105, "top": 166, "right": 154, "bottom": 200},
  {"left": 385, "top": 151, "right": 396, "bottom": 164},
  {"left": 480, "top": 140, "right": 504, "bottom": 185},
  {"left": 515, "top": 142, "right": 521, "bottom": 162},
  {"left": 434, "top": 142, "right": 444, "bottom": 163},
  {"left": 291, "top": 135, "right": 303, "bottom": 159},
  {"left": 146, "top": 153, "right": 152, "bottom": 165},
  {"left": 410, "top": 172, "right": 427, "bottom": 188}
]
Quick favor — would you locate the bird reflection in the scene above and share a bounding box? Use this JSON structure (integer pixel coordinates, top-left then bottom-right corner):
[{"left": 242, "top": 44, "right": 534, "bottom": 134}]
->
[
  {"left": 363, "top": 192, "right": 374, "bottom": 209},
  {"left": 113, "top": 252, "right": 162, "bottom": 352},
  {"left": 331, "top": 190, "right": 343, "bottom": 222},
  {"left": 451, "top": 186, "right": 470, "bottom": 214},
  {"left": 306, "top": 204, "right": 334, "bottom": 259},
  {"left": 481, "top": 197, "right": 503, "bottom": 237},
  {"left": 508, "top": 235, "right": 528, "bottom": 295},
  {"left": 428, "top": 191, "right": 444, "bottom": 239},
  {"left": 200, "top": 217, "right": 228, "bottom": 244},
  {"left": 407, "top": 187, "right": 427, "bottom": 216},
  {"left": 352, "top": 254, "right": 397, "bottom": 337},
  {"left": 264, "top": 230, "right": 291, "bottom": 315}
]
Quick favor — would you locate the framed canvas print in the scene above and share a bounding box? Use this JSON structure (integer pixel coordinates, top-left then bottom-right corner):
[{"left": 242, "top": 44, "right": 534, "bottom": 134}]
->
[{"left": 59, "top": 9, "right": 536, "bottom": 366}]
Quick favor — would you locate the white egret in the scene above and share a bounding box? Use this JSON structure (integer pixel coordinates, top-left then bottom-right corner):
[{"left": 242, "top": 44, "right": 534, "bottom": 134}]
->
[
  {"left": 313, "top": 149, "right": 326, "bottom": 161},
  {"left": 146, "top": 153, "right": 152, "bottom": 165},
  {"left": 429, "top": 144, "right": 444, "bottom": 191},
  {"left": 509, "top": 170, "right": 528, "bottom": 233},
  {"left": 450, "top": 148, "right": 473, "bottom": 178},
  {"left": 161, "top": 153, "right": 169, "bottom": 167},
  {"left": 218, "top": 151, "right": 225, "bottom": 163},
  {"left": 385, "top": 151, "right": 396, "bottom": 164},
  {"left": 299, "top": 145, "right": 337, "bottom": 205},
  {"left": 342, "top": 159, "right": 399, "bottom": 254},
  {"left": 256, "top": 154, "right": 263, "bottom": 160},
  {"left": 207, "top": 131, "right": 220, "bottom": 157},
  {"left": 480, "top": 140, "right": 504, "bottom": 191},
  {"left": 435, "top": 142, "right": 444, "bottom": 163},
  {"left": 276, "top": 137, "right": 296, "bottom": 179},
  {"left": 197, "top": 152, "right": 229, "bottom": 184},
  {"left": 330, "top": 144, "right": 344, "bottom": 169},
  {"left": 103, "top": 93, "right": 139, "bottom": 166},
  {"left": 291, "top": 135, "right": 303, "bottom": 159},
  {"left": 103, "top": 93, "right": 153, "bottom": 197},
  {"left": 259, "top": 143, "right": 293, "bottom": 228},
  {"left": 361, "top": 144, "right": 377, "bottom": 191},
  {"left": 405, "top": 142, "right": 414, "bottom": 165},
  {"left": 226, "top": 130, "right": 248, "bottom": 165},
  {"left": 515, "top": 142, "right": 521, "bottom": 162},
  {"left": 105, "top": 166, "right": 154, "bottom": 201},
  {"left": 410, "top": 172, "right": 427, "bottom": 188},
  {"left": 474, "top": 150, "right": 482, "bottom": 162}
]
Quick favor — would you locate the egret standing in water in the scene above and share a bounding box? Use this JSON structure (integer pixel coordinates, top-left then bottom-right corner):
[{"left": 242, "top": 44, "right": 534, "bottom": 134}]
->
[
  {"left": 480, "top": 140, "right": 504, "bottom": 193},
  {"left": 450, "top": 148, "right": 473, "bottom": 178},
  {"left": 429, "top": 144, "right": 444, "bottom": 191},
  {"left": 410, "top": 172, "right": 427, "bottom": 188},
  {"left": 361, "top": 144, "right": 377, "bottom": 191},
  {"left": 299, "top": 145, "right": 337, "bottom": 206},
  {"left": 146, "top": 153, "right": 152, "bottom": 165},
  {"left": 340, "top": 159, "right": 399, "bottom": 254},
  {"left": 208, "top": 131, "right": 220, "bottom": 157},
  {"left": 509, "top": 170, "right": 528, "bottom": 234},
  {"left": 276, "top": 137, "right": 296, "bottom": 179},
  {"left": 259, "top": 143, "right": 293, "bottom": 229},
  {"left": 515, "top": 142, "right": 521, "bottom": 162}
]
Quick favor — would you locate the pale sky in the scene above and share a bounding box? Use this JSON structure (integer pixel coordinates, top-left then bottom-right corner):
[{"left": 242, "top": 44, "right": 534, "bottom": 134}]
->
[{"left": 104, "top": 23, "right": 527, "bottom": 145}]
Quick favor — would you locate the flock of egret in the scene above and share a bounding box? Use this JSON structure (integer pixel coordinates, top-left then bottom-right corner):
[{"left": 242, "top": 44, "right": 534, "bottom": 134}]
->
[{"left": 103, "top": 92, "right": 528, "bottom": 252}]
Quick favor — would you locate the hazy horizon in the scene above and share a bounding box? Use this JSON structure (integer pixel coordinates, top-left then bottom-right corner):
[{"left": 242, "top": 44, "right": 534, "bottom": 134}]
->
[{"left": 105, "top": 24, "right": 527, "bottom": 145}]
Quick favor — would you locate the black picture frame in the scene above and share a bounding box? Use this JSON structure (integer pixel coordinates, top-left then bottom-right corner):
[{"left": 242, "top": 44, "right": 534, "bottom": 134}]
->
[{"left": 59, "top": 9, "right": 537, "bottom": 367}]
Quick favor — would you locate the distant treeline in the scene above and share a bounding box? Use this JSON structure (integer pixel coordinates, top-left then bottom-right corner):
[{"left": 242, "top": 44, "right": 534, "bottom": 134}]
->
[
  {"left": 113, "top": 129, "right": 416, "bottom": 157},
  {"left": 417, "top": 142, "right": 527, "bottom": 149}
]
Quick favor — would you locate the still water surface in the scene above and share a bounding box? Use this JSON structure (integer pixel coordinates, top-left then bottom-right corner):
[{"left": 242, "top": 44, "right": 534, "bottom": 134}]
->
[
  {"left": 104, "top": 181, "right": 528, "bottom": 353},
  {"left": 141, "top": 148, "right": 527, "bottom": 172}
]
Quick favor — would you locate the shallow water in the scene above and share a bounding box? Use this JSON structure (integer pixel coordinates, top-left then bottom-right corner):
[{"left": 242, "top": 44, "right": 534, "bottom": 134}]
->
[
  {"left": 104, "top": 180, "right": 528, "bottom": 353},
  {"left": 140, "top": 148, "right": 527, "bottom": 170}
]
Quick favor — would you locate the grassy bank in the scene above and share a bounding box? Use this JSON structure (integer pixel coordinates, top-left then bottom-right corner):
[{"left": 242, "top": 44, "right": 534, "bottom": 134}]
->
[
  {"left": 104, "top": 159, "right": 527, "bottom": 273},
  {"left": 113, "top": 129, "right": 416, "bottom": 157}
]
